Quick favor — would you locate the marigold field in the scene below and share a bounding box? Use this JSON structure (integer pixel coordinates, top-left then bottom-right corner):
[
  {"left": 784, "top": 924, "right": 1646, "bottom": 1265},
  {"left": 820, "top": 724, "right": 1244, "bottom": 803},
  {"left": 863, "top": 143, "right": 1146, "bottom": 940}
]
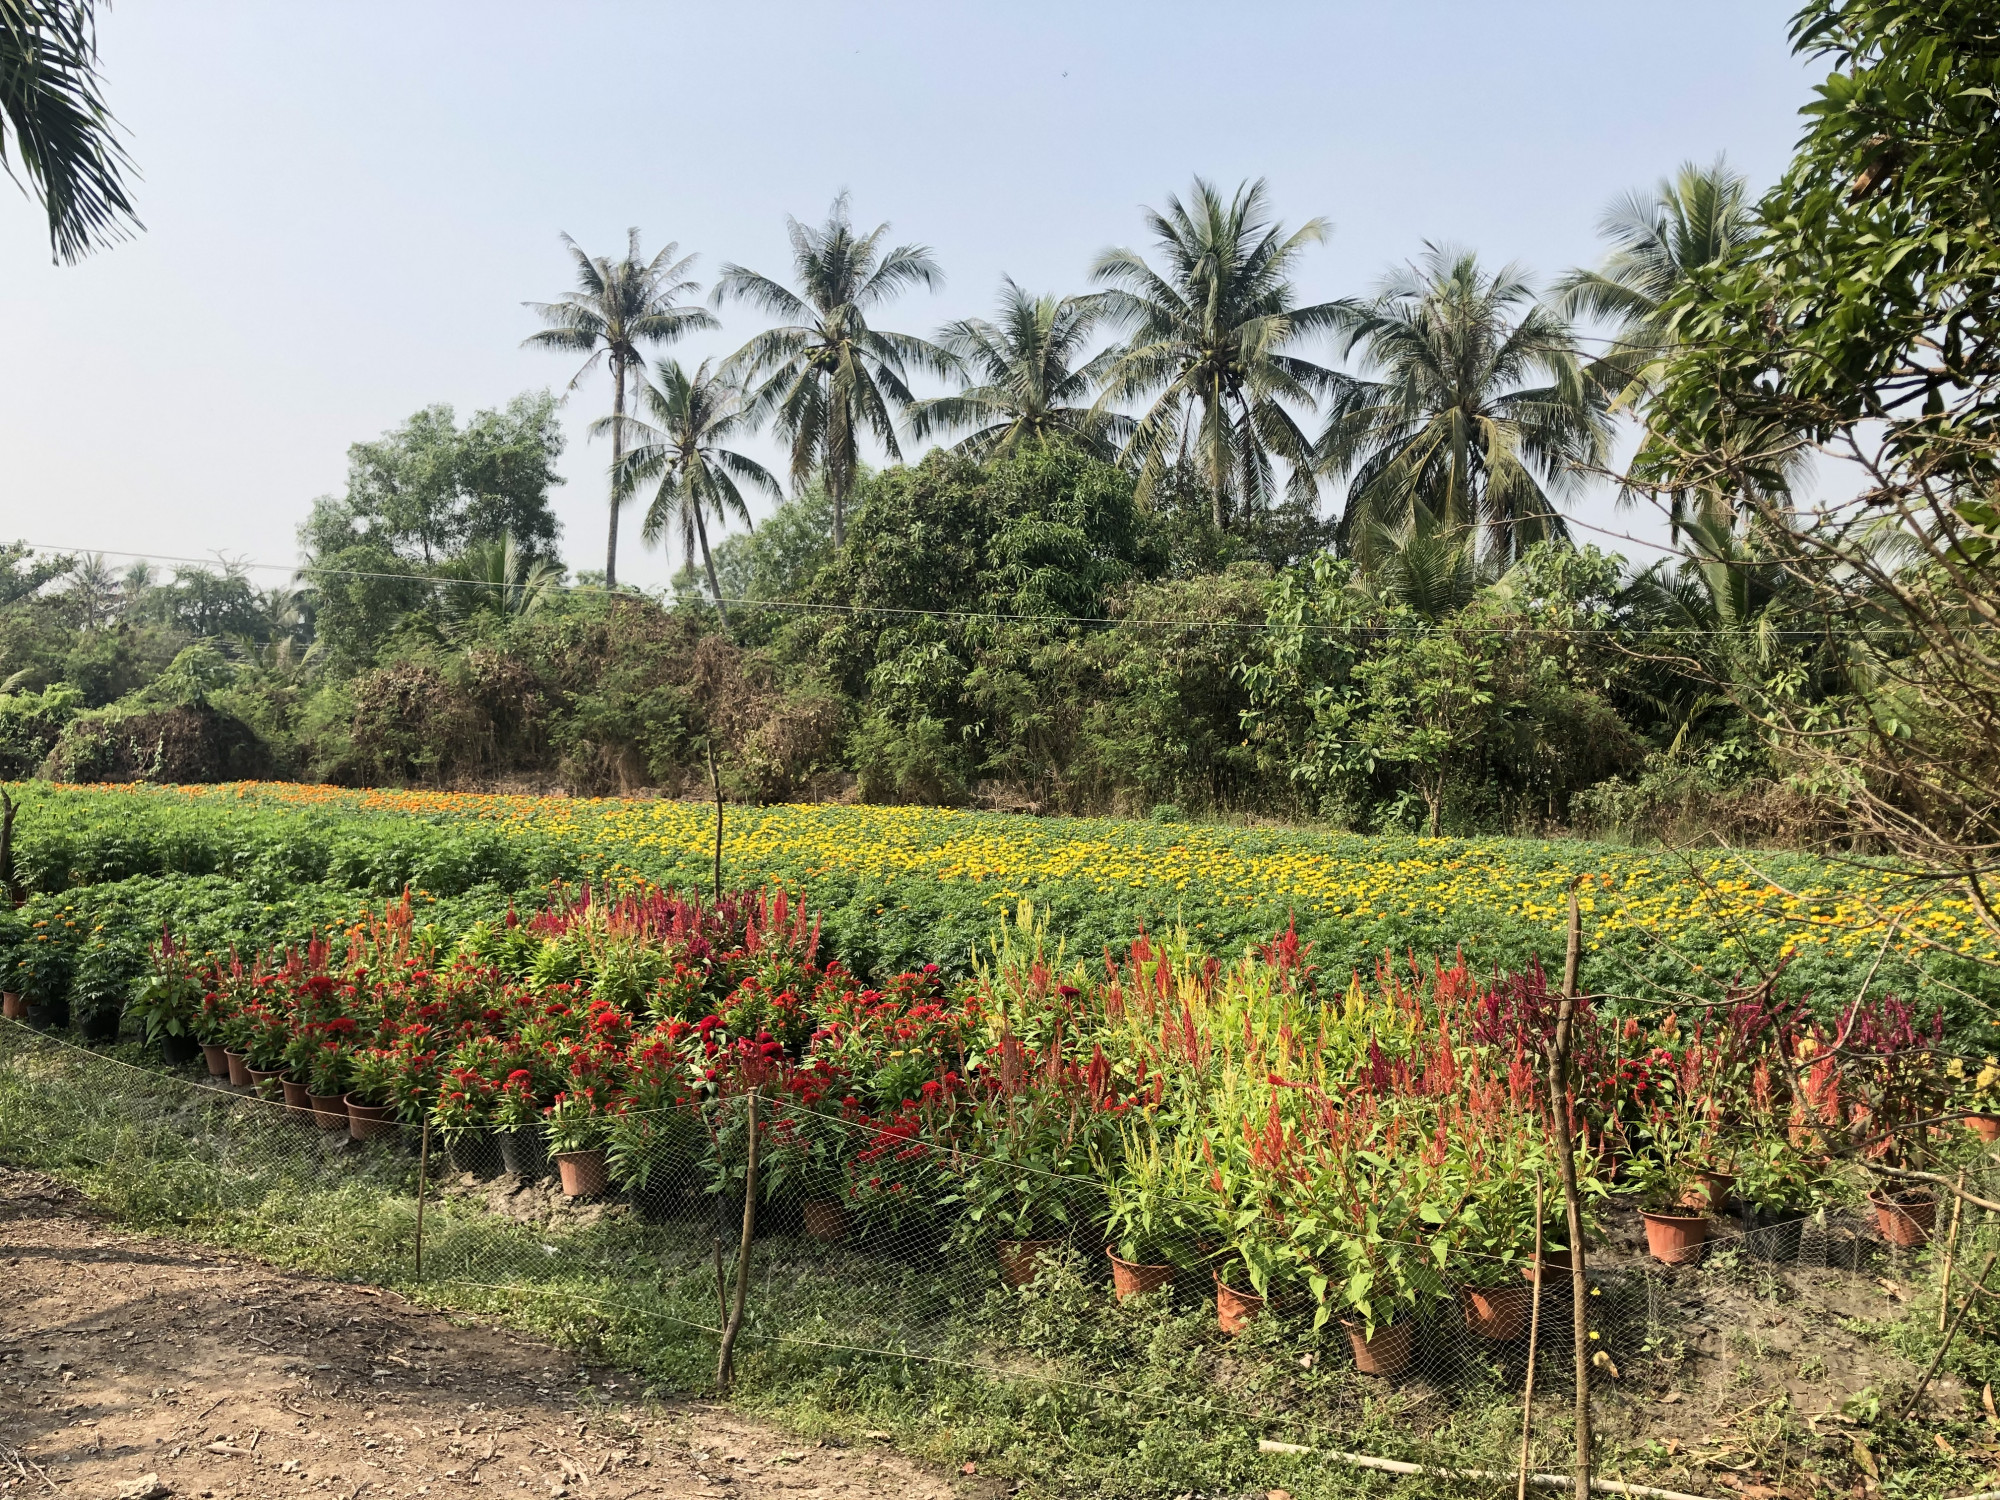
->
[{"left": 10, "top": 780, "right": 1993, "bottom": 1020}]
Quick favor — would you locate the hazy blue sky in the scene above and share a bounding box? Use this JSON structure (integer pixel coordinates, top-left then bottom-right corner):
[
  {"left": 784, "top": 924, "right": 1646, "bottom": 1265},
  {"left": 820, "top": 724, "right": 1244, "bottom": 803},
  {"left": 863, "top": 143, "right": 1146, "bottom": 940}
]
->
[{"left": 0, "top": 1, "right": 1820, "bottom": 591}]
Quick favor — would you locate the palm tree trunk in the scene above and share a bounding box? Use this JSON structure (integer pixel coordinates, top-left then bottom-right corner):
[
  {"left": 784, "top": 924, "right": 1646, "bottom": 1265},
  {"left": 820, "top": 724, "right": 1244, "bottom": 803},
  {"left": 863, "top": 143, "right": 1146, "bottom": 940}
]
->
[
  {"left": 694, "top": 502, "right": 730, "bottom": 634},
  {"left": 606, "top": 357, "right": 626, "bottom": 589},
  {"left": 1208, "top": 381, "right": 1226, "bottom": 531}
]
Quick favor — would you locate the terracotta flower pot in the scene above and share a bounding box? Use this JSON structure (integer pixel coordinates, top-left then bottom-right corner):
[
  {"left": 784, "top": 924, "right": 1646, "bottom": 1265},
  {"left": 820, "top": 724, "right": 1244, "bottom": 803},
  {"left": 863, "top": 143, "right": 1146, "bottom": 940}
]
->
[
  {"left": 1342, "top": 1317, "right": 1414, "bottom": 1377},
  {"left": 345, "top": 1094, "right": 396, "bottom": 1143},
  {"left": 1460, "top": 1280, "right": 1534, "bottom": 1340},
  {"left": 802, "top": 1201, "right": 847, "bottom": 1243},
  {"left": 996, "top": 1239, "right": 1059, "bottom": 1287},
  {"left": 223, "top": 1050, "right": 252, "bottom": 1088},
  {"left": 246, "top": 1067, "right": 286, "bottom": 1100},
  {"left": 1869, "top": 1192, "right": 1935, "bottom": 1248},
  {"left": 1968, "top": 1113, "right": 2000, "bottom": 1145},
  {"left": 1107, "top": 1250, "right": 1175, "bottom": 1301},
  {"left": 306, "top": 1091, "right": 349, "bottom": 1132},
  {"left": 1520, "top": 1248, "right": 1573, "bottom": 1284},
  {"left": 200, "top": 1043, "right": 231, "bottom": 1080},
  {"left": 1640, "top": 1208, "right": 1709, "bottom": 1264},
  {"left": 280, "top": 1077, "right": 313, "bottom": 1120},
  {"left": 1214, "top": 1274, "right": 1264, "bottom": 1334},
  {"left": 1681, "top": 1170, "right": 1735, "bottom": 1214},
  {"left": 554, "top": 1148, "right": 610, "bottom": 1198},
  {"left": 1, "top": 992, "right": 23, "bottom": 1021}
]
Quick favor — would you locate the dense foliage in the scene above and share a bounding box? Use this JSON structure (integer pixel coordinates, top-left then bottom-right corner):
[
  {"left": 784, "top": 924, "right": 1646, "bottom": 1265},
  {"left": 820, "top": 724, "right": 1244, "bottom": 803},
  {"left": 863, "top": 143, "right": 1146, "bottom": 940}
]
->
[{"left": 4, "top": 783, "right": 1989, "bottom": 1019}]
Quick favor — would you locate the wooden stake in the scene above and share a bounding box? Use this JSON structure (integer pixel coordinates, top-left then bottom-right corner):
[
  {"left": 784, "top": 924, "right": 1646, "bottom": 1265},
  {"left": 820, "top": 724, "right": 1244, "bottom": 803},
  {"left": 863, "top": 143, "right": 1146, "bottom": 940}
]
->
[
  {"left": 706, "top": 740, "right": 724, "bottom": 905},
  {"left": 0, "top": 788, "right": 18, "bottom": 907},
  {"left": 414, "top": 1115, "right": 431, "bottom": 1278},
  {"left": 1941, "top": 1167, "right": 1968, "bottom": 1334},
  {"left": 1518, "top": 1171, "right": 1547, "bottom": 1500},
  {"left": 716, "top": 1086, "right": 760, "bottom": 1392},
  {"left": 1544, "top": 880, "right": 1592, "bottom": 1500},
  {"left": 1902, "top": 1250, "right": 1996, "bottom": 1420}
]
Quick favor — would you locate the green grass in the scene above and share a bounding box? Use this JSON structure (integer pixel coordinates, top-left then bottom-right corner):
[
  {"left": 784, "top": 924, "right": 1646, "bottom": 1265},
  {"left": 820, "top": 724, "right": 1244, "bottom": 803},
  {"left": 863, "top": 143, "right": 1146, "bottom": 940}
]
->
[{"left": 1, "top": 1025, "right": 1991, "bottom": 1499}]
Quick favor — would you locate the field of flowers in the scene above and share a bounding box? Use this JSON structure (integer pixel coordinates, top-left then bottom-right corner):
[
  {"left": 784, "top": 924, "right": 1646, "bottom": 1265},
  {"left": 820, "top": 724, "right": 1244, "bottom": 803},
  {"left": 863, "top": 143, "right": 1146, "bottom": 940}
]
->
[{"left": 6, "top": 780, "right": 1993, "bottom": 1015}]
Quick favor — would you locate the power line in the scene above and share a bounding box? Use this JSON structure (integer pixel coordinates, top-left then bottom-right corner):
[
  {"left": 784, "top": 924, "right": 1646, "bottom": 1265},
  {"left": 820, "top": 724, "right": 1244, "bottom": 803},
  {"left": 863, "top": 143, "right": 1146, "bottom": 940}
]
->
[{"left": 5, "top": 537, "right": 1940, "bottom": 642}]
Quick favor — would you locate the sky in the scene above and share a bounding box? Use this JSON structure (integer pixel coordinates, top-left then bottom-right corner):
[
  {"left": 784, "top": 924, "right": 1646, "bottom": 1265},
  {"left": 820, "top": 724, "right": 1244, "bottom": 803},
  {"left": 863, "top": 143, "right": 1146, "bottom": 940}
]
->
[{"left": 0, "top": 1, "right": 1822, "bottom": 593}]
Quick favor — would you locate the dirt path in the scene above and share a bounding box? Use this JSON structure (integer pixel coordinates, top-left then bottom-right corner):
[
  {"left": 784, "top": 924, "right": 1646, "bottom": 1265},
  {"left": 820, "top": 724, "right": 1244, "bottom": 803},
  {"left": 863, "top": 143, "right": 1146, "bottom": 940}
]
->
[{"left": 0, "top": 1169, "right": 982, "bottom": 1500}]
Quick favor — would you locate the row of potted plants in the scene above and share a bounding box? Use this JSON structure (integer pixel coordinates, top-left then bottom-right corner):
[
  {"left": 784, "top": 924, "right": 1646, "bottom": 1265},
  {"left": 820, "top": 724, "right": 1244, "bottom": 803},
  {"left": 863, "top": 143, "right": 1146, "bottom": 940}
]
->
[{"left": 25, "top": 886, "right": 1985, "bottom": 1377}]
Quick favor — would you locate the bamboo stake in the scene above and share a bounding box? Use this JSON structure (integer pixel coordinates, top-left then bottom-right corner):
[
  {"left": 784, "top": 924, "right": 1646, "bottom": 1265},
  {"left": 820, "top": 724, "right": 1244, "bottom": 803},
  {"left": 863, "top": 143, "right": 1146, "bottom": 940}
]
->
[
  {"left": 1545, "top": 880, "right": 1592, "bottom": 1500},
  {"left": 1518, "top": 1172, "right": 1547, "bottom": 1500},
  {"left": 706, "top": 739, "right": 724, "bottom": 904},
  {"left": 1254, "top": 1440, "right": 1708, "bottom": 1500},
  {"left": 413, "top": 1115, "right": 430, "bottom": 1278},
  {"left": 1941, "top": 1167, "right": 1968, "bottom": 1333},
  {"left": 715, "top": 1086, "right": 760, "bottom": 1392},
  {"left": 1901, "top": 1250, "right": 1997, "bottom": 1421}
]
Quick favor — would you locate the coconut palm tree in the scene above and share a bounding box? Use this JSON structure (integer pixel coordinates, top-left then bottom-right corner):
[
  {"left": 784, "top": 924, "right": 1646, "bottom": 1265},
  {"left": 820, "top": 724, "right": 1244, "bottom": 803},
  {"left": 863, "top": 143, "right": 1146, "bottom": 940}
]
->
[
  {"left": 907, "top": 280, "right": 1129, "bottom": 461},
  {"left": 1321, "top": 245, "right": 1608, "bottom": 568},
  {"left": 1557, "top": 161, "right": 1804, "bottom": 534},
  {"left": 604, "top": 358, "right": 778, "bottom": 631},
  {"left": 441, "top": 532, "right": 562, "bottom": 621},
  {"left": 1349, "top": 503, "right": 1489, "bottom": 620},
  {"left": 2, "top": 0, "right": 140, "bottom": 261},
  {"left": 523, "top": 230, "right": 716, "bottom": 587},
  {"left": 1554, "top": 158, "right": 1754, "bottom": 405},
  {"left": 715, "top": 195, "right": 950, "bottom": 548},
  {"left": 1088, "top": 177, "right": 1345, "bottom": 530}
]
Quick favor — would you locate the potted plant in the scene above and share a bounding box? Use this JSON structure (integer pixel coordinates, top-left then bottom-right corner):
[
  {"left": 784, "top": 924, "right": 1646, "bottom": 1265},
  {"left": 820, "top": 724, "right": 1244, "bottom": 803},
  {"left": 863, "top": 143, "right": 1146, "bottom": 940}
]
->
[
  {"left": 433, "top": 1038, "right": 505, "bottom": 1180},
  {"left": 1101, "top": 1125, "right": 1206, "bottom": 1301},
  {"left": 1731, "top": 1137, "right": 1821, "bottom": 1260},
  {"left": 495, "top": 1068, "right": 550, "bottom": 1180},
  {"left": 11, "top": 923, "right": 74, "bottom": 1031},
  {"left": 0, "top": 907, "right": 26, "bottom": 1020},
  {"left": 344, "top": 1048, "right": 404, "bottom": 1142},
  {"left": 546, "top": 1090, "right": 612, "bottom": 1197},
  {"left": 1625, "top": 1147, "right": 1708, "bottom": 1264},
  {"left": 1867, "top": 1183, "right": 1937, "bottom": 1247},
  {"left": 239, "top": 1003, "right": 293, "bottom": 1098},
  {"left": 196, "top": 987, "right": 234, "bottom": 1080},
  {"left": 303, "top": 1039, "right": 352, "bottom": 1132},
  {"left": 1947, "top": 1054, "right": 2000, "bottom": 1143},
  {"left": 938, "top": 1084, "right": 1109, "bottom": 1286},
  {"left": 128, "top": 929, "right": 204, "bottom": 1064},
  {"left": 606, "top": 1031, "right": 704, "bottom": 1221},
  {"left": 68, "top": 936, "right": 141, "bottom": 1044}
]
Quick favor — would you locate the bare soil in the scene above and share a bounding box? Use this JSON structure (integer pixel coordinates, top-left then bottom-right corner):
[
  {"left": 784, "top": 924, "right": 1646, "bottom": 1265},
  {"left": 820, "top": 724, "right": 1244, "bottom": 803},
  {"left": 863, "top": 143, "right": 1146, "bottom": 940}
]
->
[{"left": 0, "top": 1169, "right": 988, "bottom": 1500}]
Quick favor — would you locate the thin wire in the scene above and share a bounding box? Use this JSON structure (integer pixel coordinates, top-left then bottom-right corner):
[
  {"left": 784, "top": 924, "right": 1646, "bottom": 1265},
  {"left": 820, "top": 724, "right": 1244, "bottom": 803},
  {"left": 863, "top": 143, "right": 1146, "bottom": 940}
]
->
[{"left": 6, "top": 538, "right": 1942, "bottom": 640}]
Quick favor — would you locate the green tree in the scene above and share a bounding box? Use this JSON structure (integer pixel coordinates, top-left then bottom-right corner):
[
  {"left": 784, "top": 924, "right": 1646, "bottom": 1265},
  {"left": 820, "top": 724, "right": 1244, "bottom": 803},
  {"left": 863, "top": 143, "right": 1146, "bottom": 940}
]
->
[
  {"left": 307, "top": 393, "right": 566, "bottom": 568},
  {"left": 1321, "top": 245, "right": 1608, "bottom": 568},
  {"left": 908, "top": 279, "right": 1129, "bottom": 461},
  {"left": 1642, "top": 0, "right": 2000, "bottom": 914},
  {"left": 1, "top": 0, "right": 139, "bottom": 261},
  {"left": 606, "top": 358, "right": 779, "bottom": 631},
  {"left": 716, "top": 194, "right": 951, "bottom": 548},
  {"left": 1089, "top": 177, "right": 1343, "bottom": 530},
  {"left": 524, "top": 231, "right": 715, "bottom": 586}
]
